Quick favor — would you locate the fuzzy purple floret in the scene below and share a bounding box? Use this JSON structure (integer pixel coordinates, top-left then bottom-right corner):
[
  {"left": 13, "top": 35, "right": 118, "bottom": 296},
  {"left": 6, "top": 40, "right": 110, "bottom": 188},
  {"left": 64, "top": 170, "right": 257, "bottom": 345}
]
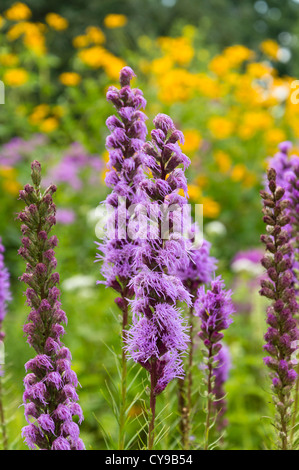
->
[
  {"left": 126, "top": 114, "right": 192, "bottom": 395},
  {"left": 195, "top": 276, "right": 234, "bottom": 351},
  {"left": 18, "top": 161, "right": 84, "bottom": 451}
]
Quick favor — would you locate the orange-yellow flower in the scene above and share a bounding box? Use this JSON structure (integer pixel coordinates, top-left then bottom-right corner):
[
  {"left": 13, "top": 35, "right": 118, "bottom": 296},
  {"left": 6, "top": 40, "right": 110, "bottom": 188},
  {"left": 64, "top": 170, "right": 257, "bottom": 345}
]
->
[
  {"left": 72, "top": 35, "right": 89, "bottom": 49},
  {"left": 0, "top": 53, "right": 19, "bottom": 67},
  {"left": 202, "top": 197, "right": 220, "bottom": 218},
  {"left": 104, "top": 14, "right": 127, "bottom": 29},
  {"left": 208, "top": 117, "right": 234, "bottom": 140},
  {"left": 4, "top": 68, "right": 28, "bottom": 86},
  {"left": 59, "top": 72, "right": 81, "bottom": 86},
  {"left": 39, "top": 117, "right": 59, "bottom": 133},
  {"left": 86, "top": 26, "right": 105, "bottom": 44},
  {"left": 214, "top": 150, "right": 232, "bottom": 174},
  {"left": 181, "top": 130, "right": 202, "bottom": 153},
  {"left": 45, "top": 13, "right": 68, "bottom": 31},
  {"left": 4, "top": 2, "right": 31, "bottom": 21},
  {"left": 260, "top": 40, "right": 279, "bottom": 60}
]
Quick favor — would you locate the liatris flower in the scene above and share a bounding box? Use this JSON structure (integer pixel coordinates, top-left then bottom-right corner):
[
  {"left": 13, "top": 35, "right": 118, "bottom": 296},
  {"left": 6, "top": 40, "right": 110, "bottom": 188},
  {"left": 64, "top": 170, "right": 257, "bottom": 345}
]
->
[
  {"left": 126, "top": 113, "right": 191, "bottom": 449},
  {"left": 175, "top": 236, "right": 217, "bottom": 449},
  {"left": 95, "top": 66, "right": 148, "bottom": 449},
  {"left": 195, "top": 276, "right": 234, "bottom": 450},
  {"left": 268, "top": 142, "right": 299, "bottom": 287},
  {"left": 260, "top": 168, "right": 299, "bottom": 450},
  {"left": 212, "top": 344, "right": 231, "bottom": 432},
  {"left": 18, "top": 161, "right": 84, "bottom": 451}
]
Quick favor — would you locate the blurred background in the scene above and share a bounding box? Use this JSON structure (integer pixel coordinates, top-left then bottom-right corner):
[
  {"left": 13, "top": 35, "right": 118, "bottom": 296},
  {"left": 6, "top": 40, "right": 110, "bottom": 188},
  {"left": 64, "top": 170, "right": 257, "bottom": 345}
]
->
[{"left": 0, "top": 0, "right": 298, "bottom": 450}]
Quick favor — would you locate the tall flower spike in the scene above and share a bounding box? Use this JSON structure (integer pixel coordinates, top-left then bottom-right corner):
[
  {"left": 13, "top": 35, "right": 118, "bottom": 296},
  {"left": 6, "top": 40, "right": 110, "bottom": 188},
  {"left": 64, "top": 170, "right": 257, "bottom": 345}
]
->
[
  {"left": 95, "top": 66, "right": 148, "bottom": 449},
  {"left": 260, "top": 167, "right": 299, "bottom": 450},
  {"left": 195, "top": 276, "right": 234, "bottom": 450},
  {"left": 126, "top": 114, "right": 191, "bottom": 449},
  {"left": 18, "top": 161, "right": 84, "bottom": 451},
  {"left": 175, "top": 232, "right": 217, "bottom": 449}
]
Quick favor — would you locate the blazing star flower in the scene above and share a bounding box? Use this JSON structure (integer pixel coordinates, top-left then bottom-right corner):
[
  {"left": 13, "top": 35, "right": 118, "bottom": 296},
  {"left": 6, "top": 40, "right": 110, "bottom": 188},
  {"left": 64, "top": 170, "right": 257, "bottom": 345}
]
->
[
  {"left": 96, "top": 66, "right": 148, "bottom": 303},
  {"left": 126, "top": 113, "right": 192, "bottom": 394},
  {"left": 260, "top": 167, "right": 299, "bottom": 450},
  {"left": 195, "top": 276, "right": 234, "bottom": 449},
  {"left": 0, "top": 238, "right": 11, "bottom": 377},
  {"left": 18, "top": 161, "right": 84, "bottom": 451}
]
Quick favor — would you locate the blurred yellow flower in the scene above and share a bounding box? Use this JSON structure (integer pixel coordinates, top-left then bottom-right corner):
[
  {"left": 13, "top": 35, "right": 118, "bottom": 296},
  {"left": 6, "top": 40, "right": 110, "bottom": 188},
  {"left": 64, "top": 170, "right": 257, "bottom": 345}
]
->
[
  {"left": 59, "top": 72, "right": 81, "bottom": 86},
  {"left": 231, "top": 164, "right": 247, "bottom": 182},
  {"left": 0, "top": 166, "right": 17, "bottom": 178},
  {"left": 208, "top": 117, "right": 234, "bottom": 139},
  {"left": 187, "top": 184, "right": 202, "bottom": 200},
  {"left": 2, "top": 179, "right": 22, "bottom": 195},
  {"left": 265, "top": 128, "right": 287, "bottom": 148},
  {"left": 260, "top": 39, "right": 279, "bottom": 60},
  {"left": 4, "top": 68, "right": 28, "bottom": 86},
  {"left": 214, "top": 150, "right": 232, "bottom": 174},
  {"left": 0, "top": 53, "right": 19, "bottom": 66},
  {"left": 5, "top": 2, "right": 31, "bottom": 21},
  {"left": 78, "top": 46, "right": 107, "bottom": 68},
  {"left": 158, "top": 36, "right": 194, "bottom": 66},
  {"left": 29, "top": 104, "right": 50, "bottom": 124},
  {"left": 247, "top": 62, "right": 272, "bottom": 78},
  {"left": 73, "top": 35, "right": 90, "bottom": 49},
  {"left": 45, "top": 13, "right": 68, "bottom": 31},
  {"left": 104, "top": 14, "right": 127, "bottom": 29},
  {"left": 202, "top": 197, "right": 220, "bottom": 218},
  {"left": 40, "top": 117, "right": 59, "bottom": 133},
  {"left": 0, "top": 15, "right": 5, "bottom": 28},
  {"left": 209, "top": 55, "right": 231, "bottom": 76},
  {"left": 181, "top": 130, "right": 202, "bottom": 153},
  {"left": 86, "top": 26, "right": 105, "bottom": 44}
]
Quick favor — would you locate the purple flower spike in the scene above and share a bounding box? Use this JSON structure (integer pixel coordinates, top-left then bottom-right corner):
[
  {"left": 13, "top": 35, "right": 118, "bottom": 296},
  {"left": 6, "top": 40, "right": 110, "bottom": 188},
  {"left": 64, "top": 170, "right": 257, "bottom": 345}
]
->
[
  {"left": 96, "top": 66, "right": 148, "bottom": 301},
  {"left": 260, "top": 167, "right": 299, "bottom": 450},
  {"left": 18, "top": 161, "right": 84, "bottom": 451},
  {"left": 126, "top": 114, "right": 192, "bottom": 398}
]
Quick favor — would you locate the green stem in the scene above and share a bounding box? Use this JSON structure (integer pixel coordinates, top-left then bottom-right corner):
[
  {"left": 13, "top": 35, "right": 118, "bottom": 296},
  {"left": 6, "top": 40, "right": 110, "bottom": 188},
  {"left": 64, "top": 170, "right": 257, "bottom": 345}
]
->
[
  {"left": 148, "top": 360, "right": 157, "bottom": 450},
  {"left": 204, "top": 346, "right": 213, "bottom": 451},
  {"left": 291, "top": 366, "right": 299, "bottom": 446},
  {"left": 118, "top": 295, "right": 128, "bottom": 450},
  {"left": 0, "top": 377, "right": 8, "bottom": 451}
]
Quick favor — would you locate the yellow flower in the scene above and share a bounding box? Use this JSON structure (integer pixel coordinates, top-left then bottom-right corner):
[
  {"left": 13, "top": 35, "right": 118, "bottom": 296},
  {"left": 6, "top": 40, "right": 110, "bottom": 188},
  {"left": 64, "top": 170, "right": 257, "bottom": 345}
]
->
[
  {"left": 158, "top": 36, "right": 194, "bottom": 66},
  {"left": 72, "top": 35, "right": 89, "bottom": 49},
  {"left": 208, "top": 117, "right": 234, "bottom": 140},
  {"left": 29, "top": 104, "right": 50, "bottom": 124},
  {"left": 214, "top": 150, "right": 232, "bottom": 174},
  {"left": 39, "top": 117, "right": 59, "bottom": 133},
  {"left": 2, "top": 179, "right": 22, "bottom": 195},
  {"left": 5, "top": 2, "right": 31, "bottom": 21},
  {"left": 247, "top": 62, "right": 272, "bottom": 78},
  {"left": 78, "top": 46, "right": 107, "bottom": 68},
  {"left": 151, "top": 56, "right": 174, "bottom": 76},
  {"left": 86, "top": 26, "right": 105, "bottom": 44},
  {"left": 4, "top": 68, "right": 28, "bottom": 86},
  {"left": 209, "top": 55, "right": 231, "bottom": 76},
  {"left": 104, "top": 14, "right": 127, "bottom": 29},
  {"left": 23, "top": 31, "right": 46, "bottom": 55},
  {"left": 265, "top": 128, "right": 287, "bottom": 148},
  {"left": 181, "top": 130, "right": 202, "bottom": 153},
  {"left": 187, "top": 184, "right": 202, "bottom": 201},
  {"left": 231, "top": 164, "right": 247, "bottom": 182},
  {"left": 59, "top": 72, "right": 81, "bottom": 86},
  {"left": 0, "top": 166, "right": 17, "bottom": 178},
  {"left": 202, "top": 197, "right": 220, "bottom": 218},
  {"left": 260, "top": 39, "right": 279, "bottom": 60},
  {"left": 0, "top": 53, "right": 19, "bottom": 66},
  {"left": 45, "top": 13, "right": 68, "bottom": 31},
  {"left": 223, "top": 45, "right": 254, "bottom": 68}
]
